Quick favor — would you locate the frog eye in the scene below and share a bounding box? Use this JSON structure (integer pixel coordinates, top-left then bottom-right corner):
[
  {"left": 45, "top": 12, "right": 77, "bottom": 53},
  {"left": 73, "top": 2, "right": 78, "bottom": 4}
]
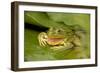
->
[
  {"left": 57, "top": 29, "right": 64, "bottom": 32},
  {"left": 58, "top": 30, "right": 61, "bottom": 32}
]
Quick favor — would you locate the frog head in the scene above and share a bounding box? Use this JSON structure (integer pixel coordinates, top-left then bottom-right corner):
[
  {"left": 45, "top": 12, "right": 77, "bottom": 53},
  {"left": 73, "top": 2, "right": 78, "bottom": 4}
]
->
[{"left": 47, "top": 27, "right": 66, "bottom": 39}]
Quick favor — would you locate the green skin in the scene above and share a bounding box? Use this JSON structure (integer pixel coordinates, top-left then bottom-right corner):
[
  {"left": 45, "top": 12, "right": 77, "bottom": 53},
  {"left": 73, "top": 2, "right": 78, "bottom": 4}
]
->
[{"left": 38, "top": 26, "right": 85, "bottom": 50}]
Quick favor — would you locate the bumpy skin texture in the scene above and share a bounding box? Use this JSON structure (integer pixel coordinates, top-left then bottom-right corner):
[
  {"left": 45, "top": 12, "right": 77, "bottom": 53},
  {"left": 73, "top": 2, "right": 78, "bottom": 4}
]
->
[{"left": 38, "top": 26, "right": 85, "bottom": 50}]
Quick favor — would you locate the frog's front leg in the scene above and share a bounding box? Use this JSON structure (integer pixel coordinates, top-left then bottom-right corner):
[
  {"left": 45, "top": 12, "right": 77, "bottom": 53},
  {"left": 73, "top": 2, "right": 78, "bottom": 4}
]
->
[
  {"left": 72, "top": 36, "right": 87, "bottom": 58},
  {"left": 73, "top": 35, "right": 82, "bottom": 47},
  {"left": 63, "top": 42, "right": 74, "bottom": 49},
  {"left": 38, "top": 32, "right": 48, "bottom": 46}
]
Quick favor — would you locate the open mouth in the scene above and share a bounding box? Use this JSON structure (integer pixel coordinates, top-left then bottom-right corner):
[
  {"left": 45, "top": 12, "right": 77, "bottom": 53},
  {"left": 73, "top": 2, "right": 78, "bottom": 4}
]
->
[
  {"left": 48, "top": 38, "right": 63, "bottom": 42},
  {"left": 47, "top": 38, "right": 64, "bottom": 45}
]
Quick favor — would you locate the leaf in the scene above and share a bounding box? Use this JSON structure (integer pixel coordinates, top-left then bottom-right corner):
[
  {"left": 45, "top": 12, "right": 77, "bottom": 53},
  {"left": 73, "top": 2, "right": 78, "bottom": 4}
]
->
[
  {"left": 24, "top": 29, "right": 57, "bottom": 61},
  {"left": 24, "top": 12, "right": 90, "bottom": 61},
  {"left": 47, "top": 12, "right": 90, "bottom": 30},
  {"left": 25, "top": 11, "right": 65, "bottom": 28},
  {"left": 47, "top": 12, "right": 90, "bottom": 58}
]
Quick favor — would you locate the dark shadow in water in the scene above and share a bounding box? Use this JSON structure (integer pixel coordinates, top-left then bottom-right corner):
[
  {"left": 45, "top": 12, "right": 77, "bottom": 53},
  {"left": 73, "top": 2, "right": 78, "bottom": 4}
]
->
[{"left": 25, "top": 23, "right": 48, "bottom": 32}]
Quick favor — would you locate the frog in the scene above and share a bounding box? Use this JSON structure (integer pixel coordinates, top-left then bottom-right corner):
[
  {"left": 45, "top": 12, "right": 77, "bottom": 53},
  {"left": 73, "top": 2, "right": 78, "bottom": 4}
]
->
[{"left": 38, "top": 25, "right": 85, "bottom": 50}]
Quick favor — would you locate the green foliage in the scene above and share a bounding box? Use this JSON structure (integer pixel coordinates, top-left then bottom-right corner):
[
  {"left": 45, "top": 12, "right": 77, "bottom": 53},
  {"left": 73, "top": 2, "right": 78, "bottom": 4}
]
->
[{"left": 24, "top": 11, "right": 90, "bottom": 61}]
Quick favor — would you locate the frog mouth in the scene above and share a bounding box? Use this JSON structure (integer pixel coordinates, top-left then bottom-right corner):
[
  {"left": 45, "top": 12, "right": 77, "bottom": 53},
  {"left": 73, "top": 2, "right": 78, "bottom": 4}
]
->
[
  {"left": 48, "top": 38, "right": 63, "bottom": 42},
  {"left": 47, "top": 38, "right": 64, "bottom": 45}
]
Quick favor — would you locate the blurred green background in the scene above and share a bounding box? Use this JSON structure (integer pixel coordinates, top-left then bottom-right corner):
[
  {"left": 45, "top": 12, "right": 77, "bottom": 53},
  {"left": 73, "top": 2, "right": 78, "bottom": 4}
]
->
[{"left": 24, "top": 11, "right": 90, "bottom": 61}]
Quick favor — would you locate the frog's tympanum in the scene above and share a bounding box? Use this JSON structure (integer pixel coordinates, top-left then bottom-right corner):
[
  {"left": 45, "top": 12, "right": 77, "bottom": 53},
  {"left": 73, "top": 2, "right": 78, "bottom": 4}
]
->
[{"left": 38, "top": 26, "right": 85, "bottom": 50}]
